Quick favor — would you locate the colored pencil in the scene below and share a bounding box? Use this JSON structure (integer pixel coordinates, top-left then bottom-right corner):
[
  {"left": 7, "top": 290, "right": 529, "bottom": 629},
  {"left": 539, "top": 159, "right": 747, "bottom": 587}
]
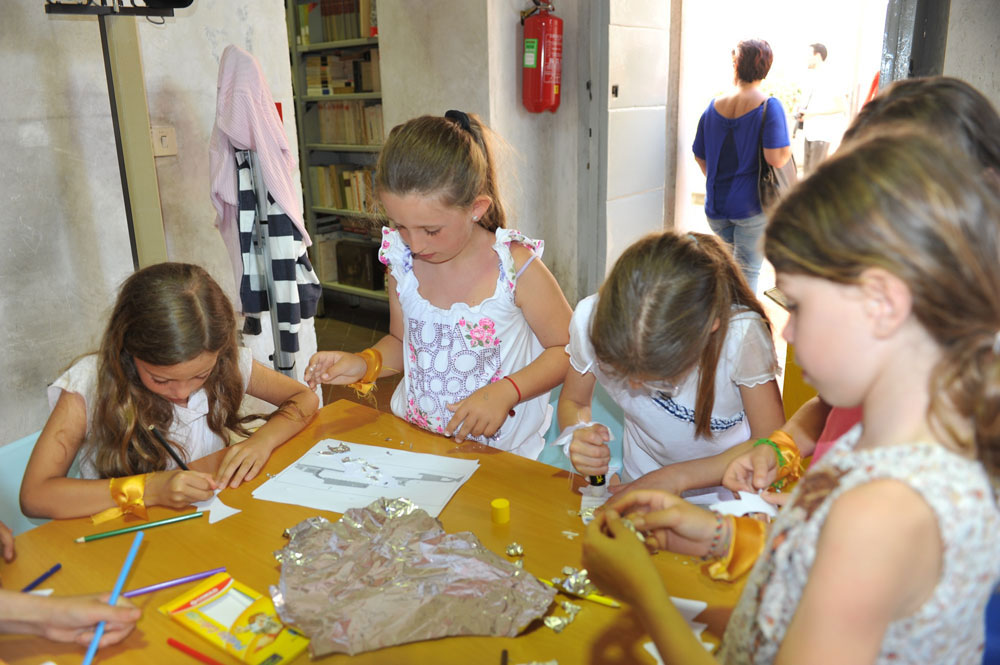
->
[
  {"left": 75, "top": 512, "right": 204, "bottom": 543},
  {"left": 82, "top": 531, "right": 144, "bottom": 665},
  {"left": 149, "top": 425, "right": 189, "bottom": 471},
  {"left": 123, "top": 566, "right": 226, "bottom": 598},
  {"left": 167, "top": 637, "right": 227, "bottom": 665},
  {"left": 20, "top": 562, "right": 61, "bottom": 592},
  {"left": 540, "top": 578, "right": 621, "bottom": 608}
]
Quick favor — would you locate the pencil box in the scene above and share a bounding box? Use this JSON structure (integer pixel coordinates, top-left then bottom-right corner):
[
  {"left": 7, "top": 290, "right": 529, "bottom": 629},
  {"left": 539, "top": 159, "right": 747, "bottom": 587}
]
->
[{"left": 158, "top": 572, "right": 309, "bottom": 664}]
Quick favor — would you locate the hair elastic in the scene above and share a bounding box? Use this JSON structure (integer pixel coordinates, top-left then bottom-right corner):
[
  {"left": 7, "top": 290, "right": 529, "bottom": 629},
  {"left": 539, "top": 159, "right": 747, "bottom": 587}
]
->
[
  {"left": 993, "top": 330, "right": 1000, "bottom": 354},
  {"left": 445, "top": 109, "right": 473, "bottom": 134}
]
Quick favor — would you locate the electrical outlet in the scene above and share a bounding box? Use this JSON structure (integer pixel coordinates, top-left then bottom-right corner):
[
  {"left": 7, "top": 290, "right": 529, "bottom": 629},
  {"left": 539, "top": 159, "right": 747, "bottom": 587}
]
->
[{"left": 150, "top": 126, "right": 177, "bottom": 157}]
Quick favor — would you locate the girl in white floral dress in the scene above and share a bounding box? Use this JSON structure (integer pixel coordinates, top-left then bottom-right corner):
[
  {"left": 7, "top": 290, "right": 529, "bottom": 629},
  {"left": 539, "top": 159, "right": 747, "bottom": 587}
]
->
[
  {"left": 580, "top": 130, "right": 1000, "bottom": 664},
  {"left": 306, "top": 111, "right": 571, "bottom": 459}
]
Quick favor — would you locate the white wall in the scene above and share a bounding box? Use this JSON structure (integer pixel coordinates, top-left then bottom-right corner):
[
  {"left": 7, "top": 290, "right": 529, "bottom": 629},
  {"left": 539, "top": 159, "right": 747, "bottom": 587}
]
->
[
  {"left": 0, "top": 1, "right": 295, "bottom": 444},
  {"left": 944, "top": 0, "right": 1000, "bottom": 104},
  {"left": 604, "top": 0, "right": 669, "bottom": 270},
  {"left": 378, "top": 0, "right": 582, "bottom": 304}
]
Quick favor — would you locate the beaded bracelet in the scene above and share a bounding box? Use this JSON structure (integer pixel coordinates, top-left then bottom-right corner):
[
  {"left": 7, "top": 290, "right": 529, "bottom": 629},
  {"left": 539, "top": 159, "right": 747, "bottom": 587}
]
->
[
  {"left": 705, "top": 510, "right": 726, "bottom": 559},
  {"left": 752, "top": 438, "right": 786, "bottom": 466}
]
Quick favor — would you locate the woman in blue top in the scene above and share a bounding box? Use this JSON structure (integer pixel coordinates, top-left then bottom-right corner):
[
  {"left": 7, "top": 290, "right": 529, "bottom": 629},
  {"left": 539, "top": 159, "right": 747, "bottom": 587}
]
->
[{"left": 693, "top": 39, "right": 791, "bottom": 293}]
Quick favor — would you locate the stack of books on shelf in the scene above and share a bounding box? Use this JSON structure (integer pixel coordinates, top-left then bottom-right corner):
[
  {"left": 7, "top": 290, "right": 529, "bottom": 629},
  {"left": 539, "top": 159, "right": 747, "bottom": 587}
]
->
[
  {"left": 317, "top": 101, "right": 384, "bottom": 145},
  {"left": 304, "top": 49, "right": 380, "bottom": 95},
  {"left": 308, "top": 165, "right": 376, "bottom": 213},
  {"left": 305, "top": 55, "right": 354, "bottom": 95},
  {"left": 296, "top": 0, "right": 377, "bottom": 45}
]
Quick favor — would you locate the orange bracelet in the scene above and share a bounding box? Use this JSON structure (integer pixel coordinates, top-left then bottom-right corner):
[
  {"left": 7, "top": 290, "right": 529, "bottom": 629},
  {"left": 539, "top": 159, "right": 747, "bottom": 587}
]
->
[
  {"left": 91, "top": 473, "right": 150, "bottom": 524},
  {"left": 347, "top": 348, "right": 383, "bottom": 397}
]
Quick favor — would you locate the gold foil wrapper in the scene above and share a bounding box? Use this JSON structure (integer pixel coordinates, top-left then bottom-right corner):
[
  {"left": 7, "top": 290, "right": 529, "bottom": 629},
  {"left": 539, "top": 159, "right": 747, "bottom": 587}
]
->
[{"left": 271, "top": 498, "right": 555, "bottom": 656}]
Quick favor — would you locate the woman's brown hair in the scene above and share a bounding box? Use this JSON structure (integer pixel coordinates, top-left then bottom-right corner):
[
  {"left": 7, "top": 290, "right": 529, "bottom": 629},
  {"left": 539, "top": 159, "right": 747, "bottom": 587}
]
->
[
  {"left": 374, "top": 112, "right": 507, "bottom": 231},
  {"left": 90, "top": 263, "right": 252, "bottom": 477},
  {"left": 765, "top": 129, "right": 1000, "bottom": 477},
  {"left": 591, "top": 231, "right": 769, "bottom": 438}
]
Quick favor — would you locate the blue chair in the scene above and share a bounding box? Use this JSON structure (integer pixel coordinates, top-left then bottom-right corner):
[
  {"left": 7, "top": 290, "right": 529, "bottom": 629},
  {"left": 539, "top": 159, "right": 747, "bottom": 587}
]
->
[
  {"left": 985, "top": 589, "right": 1000, "bottom": 665},
  {"left": 0, "top": 431, "right": 50, "bottom": 535},
  {"left": 536, "top": 383, "right": 625, "bottom": 474}
]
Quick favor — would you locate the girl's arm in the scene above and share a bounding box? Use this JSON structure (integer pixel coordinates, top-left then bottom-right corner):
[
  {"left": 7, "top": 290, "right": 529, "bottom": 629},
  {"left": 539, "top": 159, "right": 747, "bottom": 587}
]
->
[
  {"left": 216, "top": 361, "right": 320, "bottom": 488},
  {"left": 444, "top": 247, "right": 572, "bottom": 442},
  {"left": 304, "top": 274, "right": 405, "bottom": 389},
  {"left": 776, "top": 480, "right": 940, "bottom": 665},
  {"left": 740, "top": 379, "right": 786, "bottom": 439},
  {"left": 21, "top": 391, "right": 216, "bottom": 519},
  {"left": 0, "top": 591, "right": 141, "bottom": 647},
  {"left": 583, "top": 498, "right": 720, "bottom": 665},
  {"left": 558, "top": 367, "right": 614, "bottom": 476},
  {"left": 723, "top": 396, "right": 832, "bottom": 493},
  {"left": 612, "top": 379, "right": 786, "bottom": 495}
]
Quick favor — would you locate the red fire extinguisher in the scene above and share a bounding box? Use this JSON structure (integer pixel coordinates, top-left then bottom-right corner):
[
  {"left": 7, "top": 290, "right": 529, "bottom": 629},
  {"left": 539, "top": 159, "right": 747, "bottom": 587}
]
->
[{"left": 522, "top": 1, "right": 563, "bottom": 113}]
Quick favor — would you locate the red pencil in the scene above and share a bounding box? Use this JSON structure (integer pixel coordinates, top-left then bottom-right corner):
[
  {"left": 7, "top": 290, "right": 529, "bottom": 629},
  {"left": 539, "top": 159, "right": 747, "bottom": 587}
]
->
[{"left": 167, "top": 637, "right": 227, "bottom": 665}]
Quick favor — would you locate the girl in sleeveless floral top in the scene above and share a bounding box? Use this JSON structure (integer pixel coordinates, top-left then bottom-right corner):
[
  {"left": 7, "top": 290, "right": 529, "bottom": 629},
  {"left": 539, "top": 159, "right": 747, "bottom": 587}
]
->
[
  {"left": 581, "top": 130, "right": 1000, "bottom": 665},
  {"left": 306, "top": 112, "right": 571, "bottom": 458}
]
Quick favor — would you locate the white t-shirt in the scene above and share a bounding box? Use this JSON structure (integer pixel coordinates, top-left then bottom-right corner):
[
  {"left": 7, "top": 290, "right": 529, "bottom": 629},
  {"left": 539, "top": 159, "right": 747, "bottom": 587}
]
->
[
  {"left": 567, "top": 294, "right": 779, "bottom": 481},
  {"left": 47, "top": 347, "right": 254, "bottom": 478}
]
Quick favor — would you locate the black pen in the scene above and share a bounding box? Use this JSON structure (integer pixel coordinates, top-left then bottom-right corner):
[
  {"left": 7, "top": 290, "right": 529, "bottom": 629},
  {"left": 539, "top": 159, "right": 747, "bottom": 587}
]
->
[{"left": 149, "top": 425, "right": 189, "bottom": 471}]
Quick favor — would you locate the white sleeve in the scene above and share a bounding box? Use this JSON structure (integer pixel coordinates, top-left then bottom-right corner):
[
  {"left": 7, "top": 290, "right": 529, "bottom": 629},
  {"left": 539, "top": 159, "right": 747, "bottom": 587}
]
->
[
  {"left": 566, "top": 294, "right": 599, "bottom": 375},
  {"left": 730, "top": 314, "right": 781, "bottom": 387},
  {"left": 237, "top": 346, "right": 255, "bottom": 392}
]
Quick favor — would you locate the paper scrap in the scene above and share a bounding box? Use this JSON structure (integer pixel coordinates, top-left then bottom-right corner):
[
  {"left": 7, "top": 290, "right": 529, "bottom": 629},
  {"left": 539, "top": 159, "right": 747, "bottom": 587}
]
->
[
  {"left": 192, "top": 489, "right": 241, "bottom": 524},
  {"left": 710, "top": 490, "right": 778, "bottom": 519},
  {"left": 642, "top": 596, "right": 716, "bottom": 660}
]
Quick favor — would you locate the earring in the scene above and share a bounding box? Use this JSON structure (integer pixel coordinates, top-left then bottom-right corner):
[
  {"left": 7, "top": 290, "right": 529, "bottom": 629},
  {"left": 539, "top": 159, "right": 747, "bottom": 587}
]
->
[{"left": 472, "top": 216, "right": 479, "bottom": 221}]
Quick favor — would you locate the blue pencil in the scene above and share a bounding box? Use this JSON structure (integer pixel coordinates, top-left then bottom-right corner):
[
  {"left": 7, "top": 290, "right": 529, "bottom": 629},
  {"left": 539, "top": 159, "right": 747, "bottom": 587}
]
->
[
  {"left": 20, "top": 562, "right": 61, "bottom": 592},
  {"left": 82, "top": 531, "right": 144, "bottom": 665}
]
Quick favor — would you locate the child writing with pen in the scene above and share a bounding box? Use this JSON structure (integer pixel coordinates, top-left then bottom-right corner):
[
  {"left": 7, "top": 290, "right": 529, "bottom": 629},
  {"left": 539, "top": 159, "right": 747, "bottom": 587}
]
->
[
  {"left": 306, "top": 111, "right": 572, "bottom": 458},
  {"left": 20, "top": 262, "right": 318, "bottom": 521},
  {"left": 582, "top": 130, "right": 1000, "bottom": 664},
  {"left": 557, "top": 231, "right": 785, "bottom": 491}
]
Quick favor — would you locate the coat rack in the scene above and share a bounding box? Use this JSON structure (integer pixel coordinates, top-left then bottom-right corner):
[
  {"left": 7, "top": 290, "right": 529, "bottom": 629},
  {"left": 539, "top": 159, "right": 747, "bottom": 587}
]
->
[{"left": 44, "top": 1, "right": 181, "bottom": 270}]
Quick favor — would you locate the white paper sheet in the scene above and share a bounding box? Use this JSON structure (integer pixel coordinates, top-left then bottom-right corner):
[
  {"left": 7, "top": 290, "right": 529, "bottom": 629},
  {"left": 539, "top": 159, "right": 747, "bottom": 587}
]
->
[
  {"left": 192, "top": 489, "right": 242, "bottom": 524},
  {"left": 642, "top": 596, "right": 716, "bottom": 661},
  {"left": 251, "top": 439, "right": 479, "bottom": 518}
]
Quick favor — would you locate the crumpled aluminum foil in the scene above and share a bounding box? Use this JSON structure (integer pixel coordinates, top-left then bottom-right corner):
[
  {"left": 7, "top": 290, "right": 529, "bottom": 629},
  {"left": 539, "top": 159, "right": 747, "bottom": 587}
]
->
[{"left": 271, "top": 498, "right": 556, "bottom": 657}]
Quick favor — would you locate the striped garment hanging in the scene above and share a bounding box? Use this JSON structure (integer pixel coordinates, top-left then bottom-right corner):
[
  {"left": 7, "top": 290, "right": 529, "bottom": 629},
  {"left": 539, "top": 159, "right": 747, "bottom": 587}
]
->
[{"left": 236, "top": 150, "right": 321, "bottom": 354}]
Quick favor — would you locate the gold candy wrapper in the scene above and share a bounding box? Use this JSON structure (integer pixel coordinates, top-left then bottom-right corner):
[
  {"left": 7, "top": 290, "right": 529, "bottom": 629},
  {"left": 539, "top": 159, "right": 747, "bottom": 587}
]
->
[{"left": 271, "top": 498, "right": 555, "bottom": 657}]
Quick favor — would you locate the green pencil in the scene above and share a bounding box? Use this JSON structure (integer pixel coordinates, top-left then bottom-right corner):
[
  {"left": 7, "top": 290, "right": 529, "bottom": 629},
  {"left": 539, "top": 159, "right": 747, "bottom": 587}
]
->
[{"left": 75, "top": 511, "right": 204, "bottom": 543}]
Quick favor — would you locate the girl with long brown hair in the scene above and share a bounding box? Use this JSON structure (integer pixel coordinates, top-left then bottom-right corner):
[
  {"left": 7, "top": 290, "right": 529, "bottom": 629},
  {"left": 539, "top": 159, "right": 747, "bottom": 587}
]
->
[
  {"left": 21, "top": 263, "right": 318, "bottom": 520},
  {"left": 557, "top": 231, "right": 785, "bottom": 490}
]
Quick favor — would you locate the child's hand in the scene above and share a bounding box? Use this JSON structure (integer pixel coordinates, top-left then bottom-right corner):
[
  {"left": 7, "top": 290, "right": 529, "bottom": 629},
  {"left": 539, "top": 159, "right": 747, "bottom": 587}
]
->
[
  {"left": 215, "top": 438, "right": 274, "bottom": 489},
  {"left": 568, "top": 424, "right": 612, "bottom": 476},
  {"left": 146, "top": 470, "right": 217, "bottom": 509},
  {"left": 35, "top": 593, "right": 141, "bottom": 646},
  {"left": 722, "top": 444, "right": 778, "bottom": 493},
  {"left": 582, "top": 508, "right": 661, "bottom": 606},
  {"left": 0, "top": 520, "right": 14, "bottom": 563},
  {"left": 303, "top": 352, "right": 367, "bottom": 389},
  {"left": 444, "top": 381, "right": 518, "bottom": 443},
  {"left": 601, "top": 490, "right": 718, "bottom": 557}
]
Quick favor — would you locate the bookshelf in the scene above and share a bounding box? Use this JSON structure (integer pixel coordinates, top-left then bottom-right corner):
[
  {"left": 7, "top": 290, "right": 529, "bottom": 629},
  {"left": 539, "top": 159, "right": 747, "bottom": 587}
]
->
[{"left": 286, "top": 0, "right": 388, "bottom": 303}]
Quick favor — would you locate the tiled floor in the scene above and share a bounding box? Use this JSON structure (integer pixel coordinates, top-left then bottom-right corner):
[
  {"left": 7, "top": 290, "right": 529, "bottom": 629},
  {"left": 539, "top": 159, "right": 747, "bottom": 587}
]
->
[{"left": 314, "top": 293, "right": 401, "bottom": 413}]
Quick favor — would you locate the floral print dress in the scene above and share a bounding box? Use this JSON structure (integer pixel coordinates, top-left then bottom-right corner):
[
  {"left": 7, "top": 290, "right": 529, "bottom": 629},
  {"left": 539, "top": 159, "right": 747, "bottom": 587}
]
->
[
  {"left": 378, "top": 227, "right": 551, "bottom": 459},
  {"left": 719, "top": 425, "right": 1000, "bottom": 665}
]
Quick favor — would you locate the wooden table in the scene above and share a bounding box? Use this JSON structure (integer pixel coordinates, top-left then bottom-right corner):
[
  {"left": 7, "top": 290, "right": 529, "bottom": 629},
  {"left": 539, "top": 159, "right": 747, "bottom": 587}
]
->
[{"left": 0, "top": 400, "right": 745, "bottom": 664}]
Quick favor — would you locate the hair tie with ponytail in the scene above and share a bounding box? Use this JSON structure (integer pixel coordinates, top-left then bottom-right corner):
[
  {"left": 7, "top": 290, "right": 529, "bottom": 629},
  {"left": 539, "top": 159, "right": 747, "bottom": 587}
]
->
[{"left": 445, "top": 109, "right": 473, "bottom": 135}]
